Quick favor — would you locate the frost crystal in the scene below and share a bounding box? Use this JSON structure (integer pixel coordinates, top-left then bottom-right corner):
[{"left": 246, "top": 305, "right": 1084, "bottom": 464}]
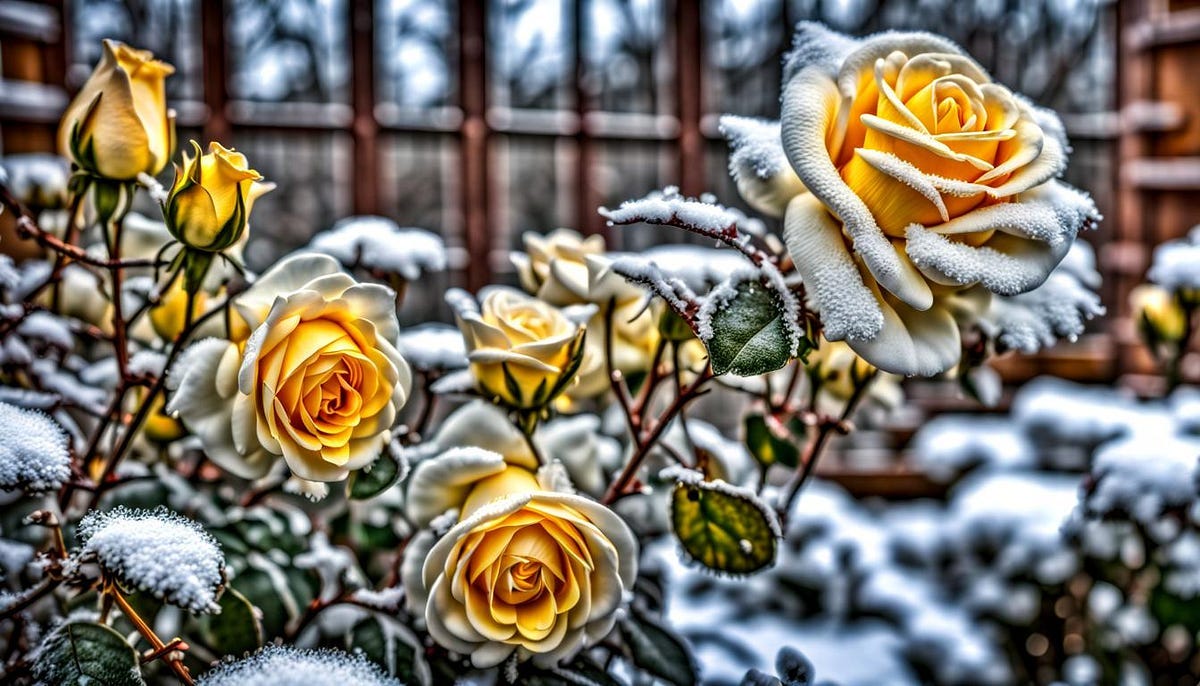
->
[
  {"left": 980, "top": 243, "right": 1105, "bottom": 355},
  {"left": 600, "top": 186, "right": 766, "bottom": 240},
  {"left": 309, "top": 215, "right": 447, "bottom": 280},
  {"left": 0, "top": 401, "right": 70, "bottom": 492},
  {"left": 77, "top": 507, "right": 225, "bottom": 613},
  {"left": 196, "top": 645, "right": 402, "bottom": 686}
]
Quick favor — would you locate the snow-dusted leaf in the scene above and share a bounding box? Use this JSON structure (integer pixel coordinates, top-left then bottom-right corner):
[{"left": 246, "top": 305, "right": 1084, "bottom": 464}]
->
[
  {"left": 347, "top": 442, "right": 407, "bottom": 500},
  {"left": 0, "top": 401, "right": 70, "bottom": 493},
  {"left": 196, "top": 645, "right": 403, "bottom": 686},
  {"left": 698, "top": 276, "right": 803, "bottom": 377},
  {"left": 347, "top": 615, "right": 432, "bottom": 685},
  {"left": 32, "top": 621, "right": 145, "bottom": 686},
  {"left": 619, "top": 606, "right": 698, "bottom": 686},
  {"left": 77, "top": 506, "right": 226, "bottom": 613},
  {"left": 668, "top": 468, "right": 780, "bottom": 575},
  {"left": 199, "top": 588, "right": 263, "bottom": 657}
]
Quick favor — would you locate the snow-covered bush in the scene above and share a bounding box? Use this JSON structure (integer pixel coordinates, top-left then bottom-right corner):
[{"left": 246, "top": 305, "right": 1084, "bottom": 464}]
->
[{"left": 0, "top": 18, "right": 1131, "bottom": 686}]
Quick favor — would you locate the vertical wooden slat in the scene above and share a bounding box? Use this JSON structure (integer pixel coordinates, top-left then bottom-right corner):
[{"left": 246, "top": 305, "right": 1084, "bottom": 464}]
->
[
  {"left": 460, "top": 0, "right": 491, "bottom": 290},
  {"left": 200, "top": 0, "right": 231, "bottom": 144},
  {"left": 574, "top": 0, "right": 600, "bottom": 238},
  {"left": 675, "top": 0, "right": 704, "bottom": 198},
  {"left": 350, "top": 0, "right": 379, "bottom": 215}
]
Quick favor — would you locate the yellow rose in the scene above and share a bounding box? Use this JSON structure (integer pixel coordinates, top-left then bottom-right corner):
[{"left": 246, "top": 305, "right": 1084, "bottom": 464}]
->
[
  {"left": 1130, "top": 284, "right": 1187, "bottom": 344},
  {"left": 512, "top": 230, "right": 660, "bottom": 406},
  {"left": 58, "top": 40, "right": 175, "bottom": 180},
  {"left": 728, "top": 24, "right": 1098, "bottom": 376},
  {"left": 138, "top": 389, "right": 185, "bottom": 444},
  {"left": 452, "top": 287, "right": 586, "bottom": 410},
  {"left": 166, "top": 141, "right": 273, "bottom": 252},
  {"left": 402, "top": 452, "right": 636, "bottom": 667},
  {"left": 167, "top": 254, "right": 412, "bottom": 494}
]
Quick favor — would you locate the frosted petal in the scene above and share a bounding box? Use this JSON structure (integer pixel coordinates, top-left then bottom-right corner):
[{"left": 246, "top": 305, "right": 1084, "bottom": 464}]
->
[
  {"left": 404, "top": 446, "right": 507, "bottom": 526},
  {"left": 783, "top": 192, "right": 883, "bottom": 342},
  {"left": 906, "top": 224, "right": 1071, "bottom": 295},
  {"left": 719, "top": 115, "right": 806, "bottom": 217},
  {"left": 848, "top": 278, "right": 962, "bottom": 377},
  {"left": 780, "top": 69, "right": 933, "bottom": 310}
]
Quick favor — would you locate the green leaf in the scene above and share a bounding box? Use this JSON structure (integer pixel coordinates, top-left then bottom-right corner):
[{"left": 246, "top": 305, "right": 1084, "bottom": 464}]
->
[
  {"left": 349, "top": 616, "right": 431, "bottom": 685},
  {"left": 703, "top": 279, "right": 795, "bottom": 377},
  {"left": 200, "top": 588, "right": 263, "bottom": 656},
  {"left": 33, "top": 621, "right": 145, "bottom": 686},
  {"left": 347, "top": 447, "right": 405, "bottom": 500},
  {"left": 744, "top": 414, "right": 800, "bottom": 469},
  {"left": 619, "top": 608, "right": 698, "bottom": 686},
  {"left": 671, "top": 475, "right": 779, "bottom": 575}
]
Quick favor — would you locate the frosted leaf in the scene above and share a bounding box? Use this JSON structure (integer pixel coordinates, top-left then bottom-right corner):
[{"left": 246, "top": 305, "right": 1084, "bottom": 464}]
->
[
  {"left": 906, "top": 225, "right": 1070, "bottom": 296},
  {"left": 0, "top": 401, "right": 70, "bottom": 492},
  {"left": 17, "top": 312, "right": 73, "bottom": 350},
  {"left": 295, "top": 531, "right": 366, "bottom": 601},
  {"left": 196, "top": 645, "right": 402, "bottom": 686},
  {"left": 609, "top": 258, "right": 698, "bottom": 319},
  {"left": 77, "top": 506, "right": 225, "bottom": 613},
  {"left": 309, "top": 215, "right": 447, "bottom": 280},
  {"left": 1147, "top": 225, "right": 1200, "bottom": 293},
  {"left": 600, "top": 186, "right": 766, "bottom": 241},
  {"left": 396, "top": 322, "right": 467, "bottom": 371},
  {"left": 350, "top": 585, "right": 405, "bottom": 612},
  {"left": 0, "top": 255, "right": 19, "bottom": 293}
]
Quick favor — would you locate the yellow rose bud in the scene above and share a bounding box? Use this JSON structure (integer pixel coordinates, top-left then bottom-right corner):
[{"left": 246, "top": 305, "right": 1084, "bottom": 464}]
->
[
  {"left": 1130, "top": 284, "right": 1187, "bottom": 344},
  {"left": 149, "top": 276, "right": 208, "bottom": 342},
  {"left": 166, "top": 141, "right": 273, "bottom": 252},
  {"left": 402, "top": 456, "right": 637, "bottom": 668},
  {"left": 454, "top": 287, "right": 586, "bottom": 410},
  {"left": 58, "top": 40, "right": 175, "bottom": 180},
  {"left": 139, "top": 389, "right": 185, "bottom": 444},
  {"left": 808, "top": 339, "right": 877, "bottom": 400}
]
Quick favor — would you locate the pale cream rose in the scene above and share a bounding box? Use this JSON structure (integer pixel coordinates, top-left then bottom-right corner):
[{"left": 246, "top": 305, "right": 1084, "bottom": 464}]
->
[
  {"left": 402, "top": 453, "right": 636, "bottom": 668},
  {"left": 167, "top": 254, "right": 412, "bottom": 492},
  {"left": 513, "top": 229, "right": 660, "bottom": 407},
  {"left": 725, "top": 23, "right": 1098, "bottom": 377},
  {"left": 451, "top": 287, "right": 587, "bottom": 410},
  {"left": 1130, "top": 284, "right": 1187, "bottom": 344},
  {"left": 58, "top": 40, "right": 175, "bottom": 180}
]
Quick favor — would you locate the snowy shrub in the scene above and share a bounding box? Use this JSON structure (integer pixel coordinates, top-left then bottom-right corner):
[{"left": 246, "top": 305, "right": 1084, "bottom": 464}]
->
[
  {"left": 0, "top": 402, "right": 70, "bottom": 492},
  {"left": 196, "top": 645, "right": 402, "bottom": 686}
]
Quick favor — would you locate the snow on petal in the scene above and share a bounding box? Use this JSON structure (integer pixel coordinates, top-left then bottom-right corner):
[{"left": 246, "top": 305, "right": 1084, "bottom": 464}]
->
[
  {"left": 719, "top": 115, "right": 806, "bottom": 217},
  {"left": 845, "top": 278, "right": 961, "bottom": 377},
  {"left": 905, "top": 224, "right": 1072, "bottom": 296},
  {"left": 77, "top": 506, "right": 225, "bottom": 613},
  {"left": 783, "top": 192, "right": 882, "bottom": 342},
  {"left": 780, "top": 68, "right": 934, "bottom": 311}
]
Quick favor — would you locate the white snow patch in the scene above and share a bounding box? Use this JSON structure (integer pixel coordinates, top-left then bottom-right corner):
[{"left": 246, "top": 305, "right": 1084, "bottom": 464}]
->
[
  {"left": 77, "top": 506, "right": 225, "bottom": 613},
  {"left": 309, "top": 215, "right": 447, "bottom": 280},
  {"left": 1147, "top": 225, "right": 1200, "bottom": 293},
  {"left": 396, "top": 322, "right": 467, "bottom": 371},
  {"left": 196, "top": 645, "right": 402, "bottom": 686},
  {"left": 0, "top": 401, "right": 70, "bottom": 492}
]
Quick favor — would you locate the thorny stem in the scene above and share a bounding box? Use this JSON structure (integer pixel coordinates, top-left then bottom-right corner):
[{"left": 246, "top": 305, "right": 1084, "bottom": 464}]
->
[
  {"left": 109, "top": 586, "right": 194, "bottom": 685},
  {"left": 602, "top": 365, "right": 714, "bottom": 505},
  {"left": 776, "top": 370, "right": 878, "bottom": 524},
  {"left": 107, "top": 215, "right": 131, "bottom": 381},
  {"left": 604, "top": 299, "right": 636, "bottom": 430},
  {"left": 0, "top": 578, "right": 60, "bottom": 623},
  {"left": 77, "top": 300, "right": 229, "bottom": 511},
  {"left": 604, "top": 207, "right": 776, "bottom": 269}
]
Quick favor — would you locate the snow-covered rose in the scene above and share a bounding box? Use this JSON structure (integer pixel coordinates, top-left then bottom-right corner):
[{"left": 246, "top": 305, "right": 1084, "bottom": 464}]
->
[
  {"left": 168, "top": 254, "right": 412, "bottom": 491},
  {"left": 402, "top": 453, "right": 636, "bottom": 668},
  {"left": 451, "top": 287, "right": 587, "bottom": 410},
  {"left": 513, "top": 229, "right": 660, "bottom": 407},
  {"left": 728, "top": 23, "right": 1098, "bottom": 376}
]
